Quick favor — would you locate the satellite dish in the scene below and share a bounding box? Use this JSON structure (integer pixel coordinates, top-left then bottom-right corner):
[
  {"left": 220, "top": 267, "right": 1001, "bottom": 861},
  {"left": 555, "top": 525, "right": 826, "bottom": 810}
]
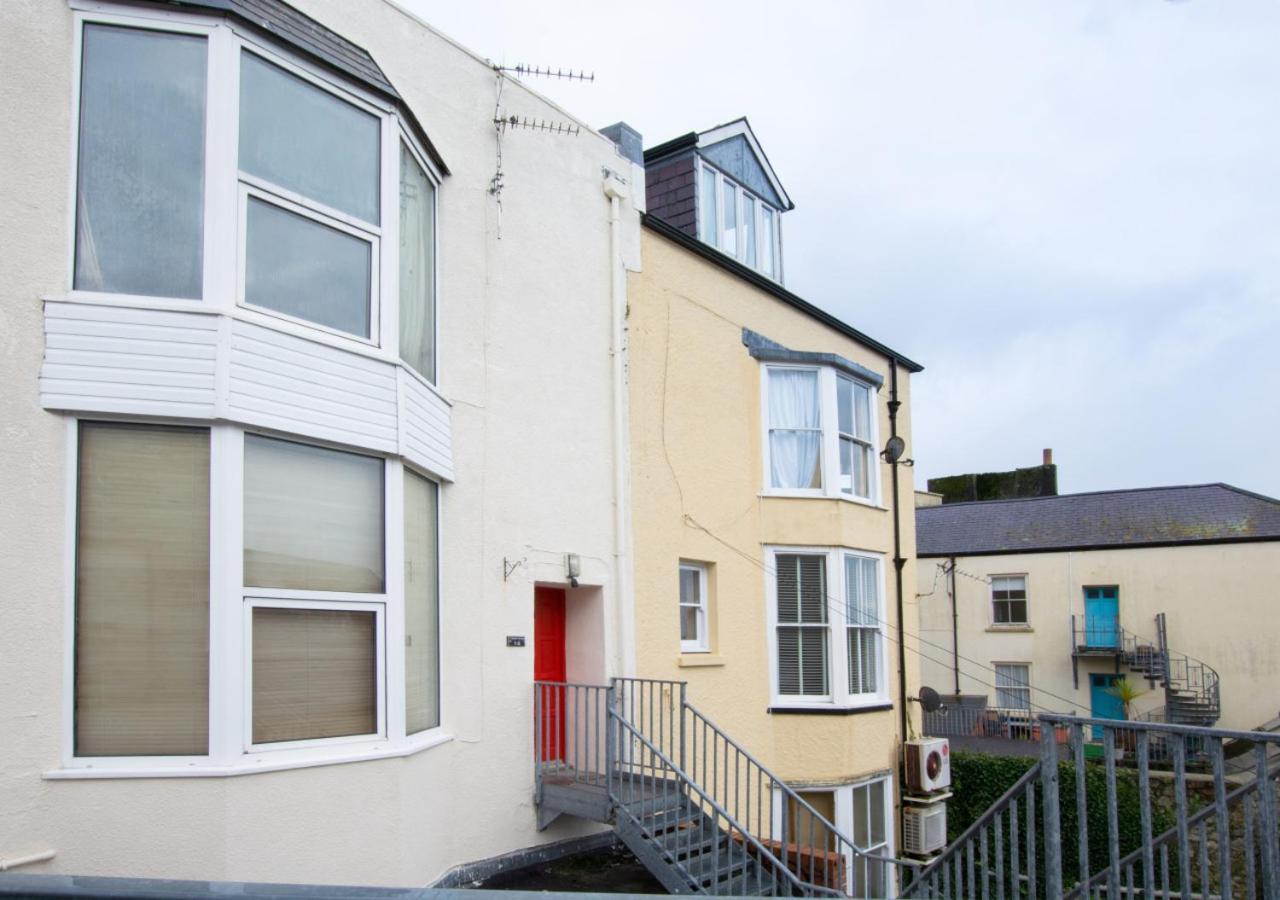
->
[
  {"left": 918, "top": 686, "right": 943, "bottom": 713},
  {"left": 882, "top": 435, "right": 907, "bottom": 464}
]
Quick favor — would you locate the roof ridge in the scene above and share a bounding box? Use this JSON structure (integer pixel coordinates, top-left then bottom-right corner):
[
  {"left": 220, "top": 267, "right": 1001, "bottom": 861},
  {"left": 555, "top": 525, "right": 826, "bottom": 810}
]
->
[
  {"left": 1216, "top": 482, "right": 1280, "bottom": 506},
  {"left": 916, "top": 483, "right": 1230, "bottom": 512}
]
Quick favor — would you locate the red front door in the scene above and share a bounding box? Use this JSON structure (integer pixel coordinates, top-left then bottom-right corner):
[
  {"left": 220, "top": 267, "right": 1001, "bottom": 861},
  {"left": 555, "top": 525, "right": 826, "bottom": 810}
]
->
[{"left": 534, "top": 586, "right": 567, "bottom": 762}]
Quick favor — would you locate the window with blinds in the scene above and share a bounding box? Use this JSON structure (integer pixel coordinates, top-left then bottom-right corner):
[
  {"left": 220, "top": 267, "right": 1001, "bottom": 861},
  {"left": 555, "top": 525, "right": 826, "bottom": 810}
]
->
[
  {"left": 995, "top": 663, "right": 1032, "bottom": 711},
  {"left": 75, "top": 423, "right": 210, "bottom": 757},
  {"left": 845, "top": 555, "right": 880, "bottom": 696},
  {"left": 775, "top": 553, "right": 829, "bottom": 697}
]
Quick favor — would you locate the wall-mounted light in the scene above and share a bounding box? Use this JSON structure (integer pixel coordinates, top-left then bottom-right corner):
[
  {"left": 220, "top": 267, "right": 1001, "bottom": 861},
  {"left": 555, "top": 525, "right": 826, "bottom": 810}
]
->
[{"left": 565, "top": 553, "right": 581, "bottom": 588}]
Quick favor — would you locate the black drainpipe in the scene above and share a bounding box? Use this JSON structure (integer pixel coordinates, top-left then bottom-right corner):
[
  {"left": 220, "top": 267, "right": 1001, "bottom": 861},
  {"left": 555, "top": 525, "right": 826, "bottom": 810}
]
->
[
  {"left": 949, "top": 555, "right": 960, "bottom": 696},
  {"left": 887, "top": 360, "right": 909, "bottom": 745}
]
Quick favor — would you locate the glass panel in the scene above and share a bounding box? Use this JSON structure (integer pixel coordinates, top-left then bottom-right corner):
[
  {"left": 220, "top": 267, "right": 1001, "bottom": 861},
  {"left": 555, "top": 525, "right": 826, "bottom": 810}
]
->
[
  {"left": 768, "top": 369, "right": 822, "bottom": 490},
  {"left": 75, "top": 25, "right": 206, "bottom": 298},
  {"left": 854, "top": 444, "right": 870, "bottom": 498},
  {"left": 854, "top": 382, "right": 871, "bottom": 439},
  {"left": 239, "top": 52, "right": 380, "bottom": 223},
  {"left": 680, "top": 606, "right": 698, "bottom": 642},
  {"left": 244, "top": 435, "right": 384, "bottom": 592},
  {"left": 838, "top": 377, "right": 853, "bottom": 435},
  {"left": 404, "top": 470, "right": 439, "bottom": 735},
  {"left": 252, "top": 607, "right": 377, "bottom": 743},
  {"left": 761, "top": 206, "right": 776, "bottom": 277},
  {"left": 869, "top": 779, "right": 886, "bottom": 844},
  {"left": 75, "top": 423, "right": 209, "bottom": 756},
  {"left": 721, "top": 179, "right": 737, "bottom": 255},
  {"left": 680, "top": 567, "right": 701, "bottom": 606},
  {"left": 244, "top": 197, "right": 372, "bottom": 337},
  {"left": 399, "top": 145, "right": 436, "bottom": 380},
  {"left": 699, "top": 166, "right": 718, "bottom": 243},
  {"left": 852, "top": 784, "right": 870, "bottom": 846},
  {"left": 743, "top": 194, "right": 757, "bottom": 267}
]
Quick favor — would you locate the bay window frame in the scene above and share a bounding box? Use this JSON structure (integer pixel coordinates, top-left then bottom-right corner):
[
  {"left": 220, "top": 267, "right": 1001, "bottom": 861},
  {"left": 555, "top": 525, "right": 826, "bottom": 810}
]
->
[
  {"left": 56, "top": 419, "right": 447, "bottom": 778},
  {"left": 761, "top": 364, "right": 883, "bottom": 506},
  {"left": 696, "top": 157, "right": 782, "bottom": 280},
  {"left": 765, "top": 546, "right": 890, "bottom": 711},
  {"left": 62, "top": 2, "right": 445, "bottom": 392}
]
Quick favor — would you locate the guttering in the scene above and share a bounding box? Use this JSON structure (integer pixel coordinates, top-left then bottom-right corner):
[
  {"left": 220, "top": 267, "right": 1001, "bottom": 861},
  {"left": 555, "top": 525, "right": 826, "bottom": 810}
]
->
[
  {"left": 916, "top": 533, "right": 1280, "bottom": 559},
  {"left": 948, "top": 557, "right": 959, "bottom": 696},
  {"left": 642, "top": 214, "right": 923, "bottom": 373}
]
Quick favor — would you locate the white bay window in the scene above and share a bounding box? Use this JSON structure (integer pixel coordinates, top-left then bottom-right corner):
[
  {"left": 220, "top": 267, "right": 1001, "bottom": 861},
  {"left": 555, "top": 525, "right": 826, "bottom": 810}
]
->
[
  {"left": 763, "top": 365, "right": 881, "bottom": 503},
  {"left": 697, "top": 158, "right": 782, "bottom": 280},
  {"left": 768, "top": 548, "right": 888, "bottom": 710}
]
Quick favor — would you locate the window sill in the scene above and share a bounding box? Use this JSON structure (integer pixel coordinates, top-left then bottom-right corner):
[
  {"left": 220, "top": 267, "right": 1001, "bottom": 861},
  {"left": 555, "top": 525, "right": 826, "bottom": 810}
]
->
[
  {"left": 43, "top": 731, "right": 453, "bottom": 780},
  {"left": 678, "top": 654, "right": 725, "bottom": 668},
  {"left": 767, "top": 702, "right": 893, "bottom": 716},
  {"left": 986, "top": 626, "right": 1034, "bottom": 634},
  {"left": 759, "top": 491, "right": 888, "bottom": 512}
]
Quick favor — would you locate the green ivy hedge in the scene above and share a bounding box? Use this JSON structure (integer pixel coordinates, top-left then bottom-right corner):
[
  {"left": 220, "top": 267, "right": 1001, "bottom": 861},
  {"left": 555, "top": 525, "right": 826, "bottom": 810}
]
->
[{"left": 948, "top": 752, "right": 1176, "bottom": 884}]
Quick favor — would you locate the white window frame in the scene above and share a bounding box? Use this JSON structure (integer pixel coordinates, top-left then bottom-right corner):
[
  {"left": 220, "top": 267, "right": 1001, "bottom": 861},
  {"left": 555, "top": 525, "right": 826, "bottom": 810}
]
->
[
  {"left": 243, "top": 595, "right": 387, "bottom": 752},
  {"left": 679, "top": 561, "right": 710, "bottom": 654},
  {"left": 55, "top": 419, "right": 449, "bottom": 778},
  {"left": 765, "top": 546, "right": 890, "bottom": 710},
  {"left": 993, "top": 662, "right": 1032, "bottom": 712},
  {"left": 990, "top": 574, "right": 1029, "bottom": 627},
  {"left": 770, "top": 773, "right": 896, "bottom": 898},
  {"left": 761, "top": 365, "right": 883, "bottom": 506},
  {"left": 696, "top": 157, "right": 783, "bottom": 280},
  {"left": 62, "top": 2, "right": 445, "bottom": 391}
]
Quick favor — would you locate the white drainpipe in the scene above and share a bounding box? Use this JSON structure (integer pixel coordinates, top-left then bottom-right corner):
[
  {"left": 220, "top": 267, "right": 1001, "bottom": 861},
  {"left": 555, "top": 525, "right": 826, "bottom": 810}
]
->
[
  {"left": 603, "top": 169, "right": 635, "bottom": 680},
  {"left": 0, "top": 850, "right": 56, "bottom": 871}
]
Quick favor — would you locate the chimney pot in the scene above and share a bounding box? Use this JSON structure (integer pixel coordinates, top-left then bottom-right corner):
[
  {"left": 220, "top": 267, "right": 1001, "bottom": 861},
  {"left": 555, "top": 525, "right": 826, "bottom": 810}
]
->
[{"left": 1043, "top": 448, "right": 1053, "bottom": 466}]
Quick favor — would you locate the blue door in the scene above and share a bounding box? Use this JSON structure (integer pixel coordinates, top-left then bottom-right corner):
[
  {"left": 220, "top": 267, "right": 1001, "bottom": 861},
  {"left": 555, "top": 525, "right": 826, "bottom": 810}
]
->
[
  {"left": 1084, "top": 587, "right": 1119, "bottom": 648},
  {"left": 1090, "top": 674, "right": 1124, "bottom": 739}
]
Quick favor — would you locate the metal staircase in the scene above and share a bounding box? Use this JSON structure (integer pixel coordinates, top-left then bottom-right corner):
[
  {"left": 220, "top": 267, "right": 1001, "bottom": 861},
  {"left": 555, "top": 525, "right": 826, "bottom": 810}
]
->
[
  {"left": 1071, "top": 612, "right": 1221, "bottom": 728},
  {"left": 534, "top": 678, "right": 910, "bottom": 897}
]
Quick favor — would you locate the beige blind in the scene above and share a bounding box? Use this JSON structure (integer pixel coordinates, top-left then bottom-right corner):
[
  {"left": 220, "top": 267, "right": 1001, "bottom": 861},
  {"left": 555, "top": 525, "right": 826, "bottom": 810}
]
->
[
  {"left": 75, "top": 423, "right": 209, "bottom": 756},
  {"left": 404, "top": 471, "right": 439, "bottom": 734},
  {"left": 252, "top": 607, "right": 377, "bottom": 744},
  {"left": 243, "top": 435, "right": 384, "bottom": 593}
]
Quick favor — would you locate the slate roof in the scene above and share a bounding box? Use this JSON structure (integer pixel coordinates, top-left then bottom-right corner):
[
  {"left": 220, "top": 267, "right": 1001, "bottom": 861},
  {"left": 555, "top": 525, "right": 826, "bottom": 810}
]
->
[{"left": 916, "top": 484, "right": 1280, "bottom": 557}]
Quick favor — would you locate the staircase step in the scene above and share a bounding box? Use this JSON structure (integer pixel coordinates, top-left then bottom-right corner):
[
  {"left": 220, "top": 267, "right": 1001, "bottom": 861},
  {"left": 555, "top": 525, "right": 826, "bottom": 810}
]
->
[{"left": 679, "top": 844, "right": 753, "bottom": 885}]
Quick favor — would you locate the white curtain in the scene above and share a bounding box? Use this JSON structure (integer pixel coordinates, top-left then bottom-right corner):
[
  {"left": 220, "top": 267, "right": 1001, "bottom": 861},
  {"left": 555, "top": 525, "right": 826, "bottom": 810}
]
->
[{"left": 768, "top": 369, "right": 821, "bottom": 489}]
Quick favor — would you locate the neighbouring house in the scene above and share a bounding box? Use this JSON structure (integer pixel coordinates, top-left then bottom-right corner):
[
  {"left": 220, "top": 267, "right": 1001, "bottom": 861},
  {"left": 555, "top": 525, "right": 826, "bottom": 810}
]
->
[
  {"left": 0, "top": 0, "right": 645, "bottom": 886},
  {"left": 915, "top": 481, "right": 1280, "bottom": 742},
  {"left": 597, "top": 117, "right": 926, "bottom": 896}
]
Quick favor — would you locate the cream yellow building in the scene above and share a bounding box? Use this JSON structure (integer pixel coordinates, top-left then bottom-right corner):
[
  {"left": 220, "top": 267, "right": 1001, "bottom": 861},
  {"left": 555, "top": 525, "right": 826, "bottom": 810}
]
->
[
  {"left": 915, "top": 484, "right": 1280, "bottom": 737},
  {"left": 625, "top": 120, "right": 925, "bottom": 889}
]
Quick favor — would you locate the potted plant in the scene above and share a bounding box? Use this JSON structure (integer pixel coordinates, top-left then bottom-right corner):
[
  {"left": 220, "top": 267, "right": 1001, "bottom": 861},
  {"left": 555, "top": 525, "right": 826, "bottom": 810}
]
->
[{"left": 1105, "top": 676, "right": 1146, "bottom": 753}]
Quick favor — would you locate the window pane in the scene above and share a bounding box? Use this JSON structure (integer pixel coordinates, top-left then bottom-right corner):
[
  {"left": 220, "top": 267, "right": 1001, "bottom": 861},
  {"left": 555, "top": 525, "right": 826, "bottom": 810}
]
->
[
  {"left": 239, "top": 52, "right": 380, "bottom": 223},
  {"left": 252, "top": 607, "right": 377, "bottom": 743},
  {"left": 777, "top": 554, "right": 826, "bottom": 624},
  {"left": 244, "top": 197, "right": 372, "bottom": 337},
  {"left": 699, "top": 166, "right": 718, "bottom": 242},
  {"left": 680, "top": 606, "right": 699, "bottom": 642},
  {"left": 869, "top": 779, "right": 886, "bottom": 844},
  {"left": 404, "top": 470, "right": 439, "bottom": 735},
  {"left": 761, "top": 207, "right": 776, "bottom": 277},
  {"left": 995, "top": 664, "right": 1030, "bottom": 710},
  {"left": 244, "top": 435, "right": 384, "bottom": 592},
  {"left": 680, "top": 567, "right": 701, "bottom": 606},
  {"left": 854, "top": 383, "right": 871, "bottom": 438},
  {"left": 75, "top": 25, "right": 206, "bottom": 298},
  {"left": 838, "top": 377, "right": 853, "bottom": 435},
  {"left": 777, "top": 627, "right": 828, "bottom": 696},
  {"left": 848, "top": 628, "right": 878, "bottom": 694},
  {"left": 743, "top": 195, "right": 757, "bottom": 267},
  {"left": 75, "top": 423, "right": 209, "bottom": 756},
  {"left": 399, "top": 145, "right": 437, "bottom": 380},
  {"left": 721, "top": 180, "right": 738, "bottom": 254},
  {"left": 768, "top": 369, "right": 822, "bottom": 490}
]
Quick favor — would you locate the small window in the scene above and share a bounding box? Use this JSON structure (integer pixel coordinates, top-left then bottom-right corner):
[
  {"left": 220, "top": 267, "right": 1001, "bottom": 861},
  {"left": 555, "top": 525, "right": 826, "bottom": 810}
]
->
[
  {"left": 844, "top": 555, "right": 880, "bottom": 696},
  {"left": 251, "top": 605, "right": 380, "bottom": 744},
  {"left": 995, "top": 663, "right": 1032, "bottom": 711},
  {"left": 74, "top": 24, "right": 208, "bottom": 299},
  {"left": 837, "top": 376, "right": 874, "bottom": 499},
  {"left": 775, "top": 554, "right": 829, "bottom": 697},
  {"left": 243, "top": 435, "right": 385, "bottom": 593},
  {"left": 679, "top": 562, "right": 709, "bottom": 653},
  {"left": 697, "top": 160, "right": 782, "bottom": 279},
  {"left": 991, "top": 575, "right": 1028, "bottom": 625},
  {"left": 767, "top": 368, "right": 823, "bottom": 490}
]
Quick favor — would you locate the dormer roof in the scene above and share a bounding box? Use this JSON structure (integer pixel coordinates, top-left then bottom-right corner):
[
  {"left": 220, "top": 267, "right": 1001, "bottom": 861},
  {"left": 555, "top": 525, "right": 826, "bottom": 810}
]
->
[{"left": 645, "top": 117, "right": 794, "bottom": 212}]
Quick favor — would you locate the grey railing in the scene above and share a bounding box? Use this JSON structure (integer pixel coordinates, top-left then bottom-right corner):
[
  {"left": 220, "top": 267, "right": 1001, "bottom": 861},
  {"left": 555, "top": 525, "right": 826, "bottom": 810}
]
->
[
  {"left": 612, "top": 678, "right": 915, "bottom": 897},
  {"left": 903, "top": 714, "right": 1280, "bottom": 899},
  {"left": 534, "top": 681, "right": 612, "bottom": 797},
  {"left": 924, "top": 703, "right": 1063, "bottom": 745}
]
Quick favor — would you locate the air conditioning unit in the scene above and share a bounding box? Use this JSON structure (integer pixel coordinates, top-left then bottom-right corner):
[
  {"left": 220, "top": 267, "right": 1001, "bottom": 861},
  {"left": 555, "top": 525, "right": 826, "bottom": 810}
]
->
[
  {"left": 905, "top": 737, "right": 951, "bottom": 793},
  {"left": 903, "top": 803, "right": 948, "bottom": 855}
]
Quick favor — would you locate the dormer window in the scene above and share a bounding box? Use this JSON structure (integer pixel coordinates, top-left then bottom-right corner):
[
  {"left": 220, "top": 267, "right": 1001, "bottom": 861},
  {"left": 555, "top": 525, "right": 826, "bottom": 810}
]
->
[{"left": 698, "top": 158, "right": 781, "bottom": 278}]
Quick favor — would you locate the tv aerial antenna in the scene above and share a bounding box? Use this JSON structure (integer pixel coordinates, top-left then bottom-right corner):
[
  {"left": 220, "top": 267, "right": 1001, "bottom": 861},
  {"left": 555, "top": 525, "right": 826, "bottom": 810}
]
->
[{"left": 488, "top": 62, "right": 595, "bottom": 238}]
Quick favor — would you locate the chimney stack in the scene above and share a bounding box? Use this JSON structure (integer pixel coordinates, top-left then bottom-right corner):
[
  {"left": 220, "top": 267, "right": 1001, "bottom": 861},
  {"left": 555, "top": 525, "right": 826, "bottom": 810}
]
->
[{"left": 1043, "top": 448, "right": 1053, "bottom": 466}]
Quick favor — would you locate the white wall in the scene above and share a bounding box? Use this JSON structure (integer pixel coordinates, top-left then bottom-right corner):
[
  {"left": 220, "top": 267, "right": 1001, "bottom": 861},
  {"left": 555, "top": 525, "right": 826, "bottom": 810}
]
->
[{"left": 0, "top": 0, "right": 639, "bottom": 886}]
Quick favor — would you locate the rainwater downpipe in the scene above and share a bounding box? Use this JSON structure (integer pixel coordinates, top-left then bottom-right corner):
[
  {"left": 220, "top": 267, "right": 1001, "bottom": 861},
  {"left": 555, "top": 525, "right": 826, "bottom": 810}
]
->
[
  {"left": 888, "top": 360, "right": 908, "bottom": 744},
  {"left": 603, "top": 170, "right": 635, "bottom": 678},
  {"left": 949, "top": 556, "right": 960, "bottom": 696}
]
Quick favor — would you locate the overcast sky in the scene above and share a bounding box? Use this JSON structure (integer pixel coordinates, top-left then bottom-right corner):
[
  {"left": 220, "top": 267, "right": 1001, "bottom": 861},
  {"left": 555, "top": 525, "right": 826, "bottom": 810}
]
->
[{"left": 404, "top": 0, "right": 1280, "bottom": 498}]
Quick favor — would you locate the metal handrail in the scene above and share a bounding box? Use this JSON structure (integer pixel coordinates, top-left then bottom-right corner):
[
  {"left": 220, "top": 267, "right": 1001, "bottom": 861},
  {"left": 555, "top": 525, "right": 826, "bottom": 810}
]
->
[{"left": 609, "top": 708, "right": 826, "bottom": 897}]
